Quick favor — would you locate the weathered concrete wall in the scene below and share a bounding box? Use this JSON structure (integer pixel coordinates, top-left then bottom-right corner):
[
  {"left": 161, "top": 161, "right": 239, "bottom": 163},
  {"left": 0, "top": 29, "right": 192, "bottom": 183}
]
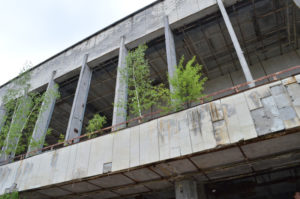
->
[
  {"left": 0, "top": 74, "right": 300, "bottom": 194},
  {"left": 0, "top": 0, "right": 241, "bottom": 104}
]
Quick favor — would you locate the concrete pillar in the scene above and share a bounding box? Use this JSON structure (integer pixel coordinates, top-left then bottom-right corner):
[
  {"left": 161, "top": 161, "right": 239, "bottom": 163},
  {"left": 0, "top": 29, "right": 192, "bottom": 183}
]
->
[
  {"left": 112, "top": 36, "right": 128, "bottom": 131},
  {"left": 65, "top": 54, "right": 92, "bottom": 143},
  {"left": 0, "top": 105, "right": 6, "bottom": 133},
  {"left": 26, "top": 71, "right": 58, "bottom": 157},
  {"left": 0, "top": 96, "right": 32, "bottom": 163},
  {"left": 294, "top": 0, "right": 300, "bottom": 8},
  {"left": 175, "top": 179, "right": 199, "bottom": 199},
  {"left": 164, "top": 15, "right": 177, "bottom": 92},
  {"left": 217, "top": 0, "right": 255, "bottom": 87}
]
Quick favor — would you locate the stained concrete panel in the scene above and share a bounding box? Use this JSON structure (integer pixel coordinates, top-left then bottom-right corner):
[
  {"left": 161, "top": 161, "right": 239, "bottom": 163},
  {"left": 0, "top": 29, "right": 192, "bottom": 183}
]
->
[
  {"left": 158, "top": 111, "right": 192, "bottom": 160},
  {"left": 221, "top": 93, "right": 257, "bottom": 143},
  {"left": 130, "top": 126, "right": 140, "bottom": 168},
  {"left": 18, "top": 155, "right": 41, "bottom": 191},
  {"left": 187, "top": 105, "right": 216, "bottom": 152},
  {"left": 286, "top": 83, "right": 300, "bottom": 119},
  {"left": 72, "top": 141, "right": 92, "bottom": 179},
  {"left": 87, "top": 133, "right": 114, "bottom": 177},
  {"left": 139, "top": 119, "right": 160, "bottom": 165},
  {"left": 0, "top": 161, "right": 19, "bottom": 195},
  {"left": 112, "top": 129, "right": 130, "bottom": 171},
  {"left": 64, "top": 144, "right": 78, "bottom": 181},
  {"left": 51, "top": 147, "right": 71, "bottom": 185}
]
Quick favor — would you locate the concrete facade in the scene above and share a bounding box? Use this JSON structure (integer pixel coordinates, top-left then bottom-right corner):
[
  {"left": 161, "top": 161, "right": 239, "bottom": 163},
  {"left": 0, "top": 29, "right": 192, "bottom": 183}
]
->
[{"left": 0, "top": 0, "right": 299, "bottom": 198}]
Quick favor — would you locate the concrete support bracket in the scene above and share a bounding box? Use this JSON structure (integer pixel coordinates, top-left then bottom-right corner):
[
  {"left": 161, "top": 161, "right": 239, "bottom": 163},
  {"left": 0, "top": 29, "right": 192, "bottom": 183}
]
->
[
  {"left": 26, "top": 71, "right": 58, "bottom": 157},
  {"left": 217, "top": 0, "right": 255, "bottom": 88},
  {"left": 112, "top": 36, "right": 128, "bottom": 131},
  {"left": 65, "top": 54, "right": 92, "bottom": 143}
]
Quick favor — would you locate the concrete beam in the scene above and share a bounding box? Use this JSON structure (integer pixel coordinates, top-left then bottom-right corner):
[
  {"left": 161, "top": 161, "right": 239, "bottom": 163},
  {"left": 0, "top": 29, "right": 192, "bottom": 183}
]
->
[
  {"left": 217, "top": 0, "right": 255, "bottom": 87},
  {"left": 65, "top": 54, "right": 92, "bottom": 142},
  {"left": 164, "top": 15, "right": 177, "bottom": 92},
  {"left": 294, "top": 0, "right": 300, "bottom": 8},
  {"left": 112, "top": 36, "right": 128, "bottom": 131},
  {"left": 0, "top": 96, "right": 32, "bottom": 163},
  {"left": 26, "top": 71, "right": 58, "bottom": 157},
  {"left": 175, "top": 179, "right": 199, "bottom": 199}
]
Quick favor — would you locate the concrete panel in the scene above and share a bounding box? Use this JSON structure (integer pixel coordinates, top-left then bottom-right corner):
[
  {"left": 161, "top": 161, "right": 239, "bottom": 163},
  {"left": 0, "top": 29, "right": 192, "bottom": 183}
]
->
[
  {"left": 18, "top": 155, "right": 41, "bottom": 191},
  {"left": 221, "top": 93, "right": 257, "bottom": 143},
  {"left": 251, "top": 96, "right": 284, "bottom": 136},
  {"left": 0, "top": 162, "right": 19, "bottom": 195},
  {"left": 158, "top": 111, "right": 192, "bottom": 160},
  {"left": 270, "top": 84, "right": 300, "bottom": 129},
  {"left": 51, "top": 147, "right": 71, "bottom": 185},
  {"left": 188, "top": 104, "right": 216, "bottom": 152},
  {"left": 130, "top": 126, "right": 140, "bottom": 168},
  {"left": 139, "top": 119, "right": 159, "bottom": 165},
  {"left": 286, "top": 82, "right": 300, "bottom": 119},
  {"left": 64, "top": 144, "right": 78, "bottom": 181},
  {"left": 31, "top": 151, "right": 54, "bottom": 189},
  {"left": 208, "top": 100, "right": 224, "bottom": 122},
  {"left": 244, "top": 85, "right": 271, "bottom": 111},
  {"left": 112, "top": 129, "right": 130, "bottom": 171},
  {"left": 87, "top": 133, "right": 113, "bottom": 177},
  {"left": 72, "top": 141, "right": 92, "bottom": 179},
  {"left": 176, "top": 0, "right": 200, "bottom": 20}
]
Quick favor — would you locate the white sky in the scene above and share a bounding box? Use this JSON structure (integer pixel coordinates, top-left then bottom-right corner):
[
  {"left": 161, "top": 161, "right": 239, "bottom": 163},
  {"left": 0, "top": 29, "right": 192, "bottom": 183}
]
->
[{"left": 0, "top": 0, "right": 156, "bottom": 86}]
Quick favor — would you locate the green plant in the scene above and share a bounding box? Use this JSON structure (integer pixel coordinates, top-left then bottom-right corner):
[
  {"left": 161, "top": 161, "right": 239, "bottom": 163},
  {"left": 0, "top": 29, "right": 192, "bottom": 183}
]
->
[
  {"left": 58, "top": 133, "right": 65, "bottom": 143},
  {"left": 116, "top": 44, "right": 169, "bottom": 119},
  {"left": 86, "top": 114, "right": 107, "bottom": 138},
  {"left": 0, "top": 65, "right": 60, "bottom": 159},
  {"left": 0, "top": 191, "right": 19, "bottom": 199},
  {"left": 169, "top": 56, "right": 207, "bottom": 109}
]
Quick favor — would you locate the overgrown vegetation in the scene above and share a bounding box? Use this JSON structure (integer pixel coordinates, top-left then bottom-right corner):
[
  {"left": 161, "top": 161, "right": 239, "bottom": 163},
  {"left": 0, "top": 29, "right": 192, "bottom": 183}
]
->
[
  {"left": 0, "top": 191, "right": 19, "bottom": 199},
  {"left": 169, "top": 56, "right": 207, "bottom": 109},
  {"left": 86, "top": 114, "right": 107, "bottom": 138},
  {"left": 0, "top": 65, "right": 60, "bottom": 159},
  {"left": 116, "top": 44, "right": 169, "bottom": 119}
]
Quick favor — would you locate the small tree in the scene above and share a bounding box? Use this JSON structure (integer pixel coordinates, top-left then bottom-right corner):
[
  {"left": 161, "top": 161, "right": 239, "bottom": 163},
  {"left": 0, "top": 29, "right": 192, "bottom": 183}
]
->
[
  {"left": 118, "top": 44, "right": 169, "bottom": 119},
  {"left": 0, "top": 64, "right": 60, "bottom": 158},
  {"left": 169, "top": 56, "right": 207, "bottom": 109},
  {"left": 86, "top": 114, "right": 107, "bottom": 138}
]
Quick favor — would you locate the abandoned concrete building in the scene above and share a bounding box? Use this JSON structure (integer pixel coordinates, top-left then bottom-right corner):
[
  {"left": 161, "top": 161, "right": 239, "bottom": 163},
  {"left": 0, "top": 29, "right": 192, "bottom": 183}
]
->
[{"left": 1, "top": 0, "right": 300, "bottom": 198}]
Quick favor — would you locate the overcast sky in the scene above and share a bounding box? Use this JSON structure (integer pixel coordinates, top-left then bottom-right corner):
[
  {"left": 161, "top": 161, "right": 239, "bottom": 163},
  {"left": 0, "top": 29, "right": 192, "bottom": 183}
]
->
[{"left": 0, "top": 0, "right": 156, "bottom": 86}]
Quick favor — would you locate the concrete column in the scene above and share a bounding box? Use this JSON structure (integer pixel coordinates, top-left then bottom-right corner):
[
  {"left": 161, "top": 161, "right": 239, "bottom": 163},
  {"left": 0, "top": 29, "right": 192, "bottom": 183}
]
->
[
  {"left": 217, "top": 0, "right": 255, "bottom": 87},
  {"left": 0, "top": 96, "right": 32, "bottom": 163},
  {"left": 26, "top": 71, "right": 58, "bottom": 157},
  {"left": 112, "top": 36, "right": 128, "bottom": 131},
  {"left": 0, "top": 105, "right": 6, "bottom": 133},
  {"left": 175, "top": 179, "right": 199, "bottom": 199},
  {"left": 164, "top": 15, "right": 177, "bottom": 92},
  {"left": 65, "top": 54, "right": 92, "bottom": 143},
  {"left": 294, "top": 0, "right": 300, "bottom": 8}
]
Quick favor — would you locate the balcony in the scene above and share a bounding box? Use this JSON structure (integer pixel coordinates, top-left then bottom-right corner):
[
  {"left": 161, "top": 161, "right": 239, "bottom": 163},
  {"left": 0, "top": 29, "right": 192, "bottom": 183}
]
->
[{"left": 0, "top": 68, "right": 300, "bottom": 198}]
